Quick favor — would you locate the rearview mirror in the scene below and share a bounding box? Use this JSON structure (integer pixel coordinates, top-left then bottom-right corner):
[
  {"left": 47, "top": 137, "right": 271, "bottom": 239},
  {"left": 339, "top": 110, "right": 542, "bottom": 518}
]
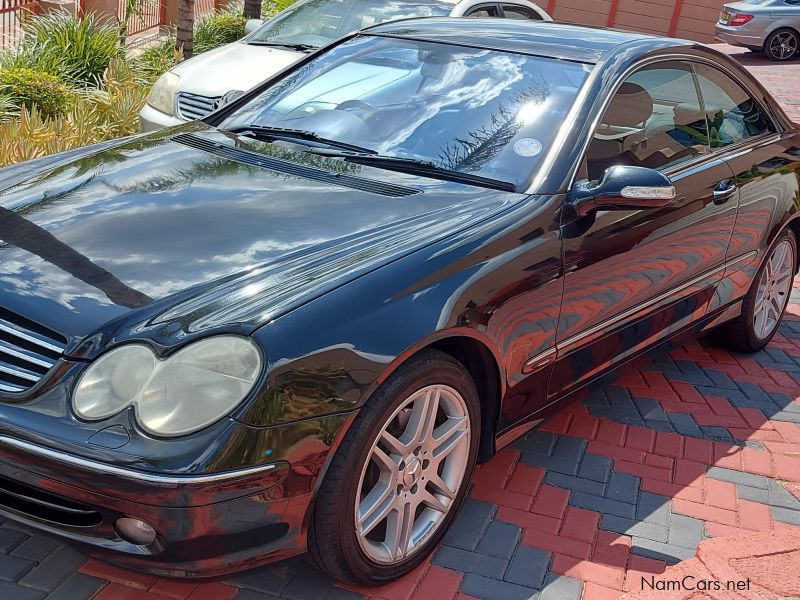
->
[
  {"left": 571, "top": 165, "right": 676, "bottom": 217},
  {"left": 245, "top": 19, "right": 264, "bottom": 35}
]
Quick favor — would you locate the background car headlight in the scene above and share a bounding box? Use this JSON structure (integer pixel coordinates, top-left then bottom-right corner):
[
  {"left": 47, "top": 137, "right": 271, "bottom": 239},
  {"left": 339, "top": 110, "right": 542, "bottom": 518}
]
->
[
  {"left": 73, "top": 336, "right": 262, "bottom": 437},
  {"left": 147, "top": 72, "right": 180, "bottom": 116}
]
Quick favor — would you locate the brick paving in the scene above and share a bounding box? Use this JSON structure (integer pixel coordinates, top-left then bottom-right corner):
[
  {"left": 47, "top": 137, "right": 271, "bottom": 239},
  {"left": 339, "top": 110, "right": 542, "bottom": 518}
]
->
[
  {"left": 711, "top": 44, "right": 800, "bottom": 123},
  {"left": 0, "top": 45, "right": 799, "bottom": 600}
]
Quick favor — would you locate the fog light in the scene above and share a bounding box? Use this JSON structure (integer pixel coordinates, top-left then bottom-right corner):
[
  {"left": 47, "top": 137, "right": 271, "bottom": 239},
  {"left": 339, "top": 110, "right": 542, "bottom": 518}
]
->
[{"left": 115, "top": 517, "right": 157, "bottom": 544}]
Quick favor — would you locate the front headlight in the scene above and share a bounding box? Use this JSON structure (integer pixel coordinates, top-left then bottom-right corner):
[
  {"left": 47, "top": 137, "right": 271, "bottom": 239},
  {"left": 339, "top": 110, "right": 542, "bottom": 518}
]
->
[
  {"left": 147, "top": 71, "right": 180, "bottom": 116},
  {"left": 73, "top": 336, "right": 262, "bottom": 437}
]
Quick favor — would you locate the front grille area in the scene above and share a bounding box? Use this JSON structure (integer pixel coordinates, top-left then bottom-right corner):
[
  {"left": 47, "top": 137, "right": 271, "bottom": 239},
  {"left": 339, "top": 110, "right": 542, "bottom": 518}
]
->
[
  {"left": 177, "top": 92, "right": 221, "bottom": 121},
  {"left": 0, "top": 474, "right": 101, "bottom": 527},
  {"left": 0, "top": 307, "right": 66, "bottom": 394}
]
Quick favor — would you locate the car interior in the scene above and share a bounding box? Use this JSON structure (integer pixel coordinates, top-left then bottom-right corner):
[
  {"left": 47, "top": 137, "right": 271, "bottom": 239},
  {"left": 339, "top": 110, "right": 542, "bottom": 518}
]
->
[{"left": 583, "top": 82, "right": 711, "bottom": 182}]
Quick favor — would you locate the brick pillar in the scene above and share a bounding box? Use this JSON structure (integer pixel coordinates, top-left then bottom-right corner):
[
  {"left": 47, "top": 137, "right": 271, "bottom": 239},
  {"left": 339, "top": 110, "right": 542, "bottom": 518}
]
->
[
  {"left": 80, "top": 0, "right": 119, "bottom": 23},
  {"left": 39, "top": 0, "right": 79, "bottom": 16},
  {"left": 162, "top": 0, "right": 177, "bottom": 25}
]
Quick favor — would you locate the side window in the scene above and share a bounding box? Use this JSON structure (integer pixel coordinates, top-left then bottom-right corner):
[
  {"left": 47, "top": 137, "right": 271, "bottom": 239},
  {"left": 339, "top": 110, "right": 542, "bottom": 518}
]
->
[
  {"left": 466, "top": 5, "right": 500, "bottom": 17},
  {"left": 582, "top": 62, "right": 709, "bottom": 183},
  {"left": 502, "top": 5, "right": 542, "bottom": 19},
  {"left": 694, "top": 64, "right": 773, "bottom": 148}
]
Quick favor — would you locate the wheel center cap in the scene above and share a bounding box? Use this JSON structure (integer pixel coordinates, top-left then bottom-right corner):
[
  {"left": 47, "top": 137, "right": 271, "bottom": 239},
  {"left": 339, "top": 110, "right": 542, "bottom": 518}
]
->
[{"left": 401, "top": 458, "right": 422, "bottom": 487}]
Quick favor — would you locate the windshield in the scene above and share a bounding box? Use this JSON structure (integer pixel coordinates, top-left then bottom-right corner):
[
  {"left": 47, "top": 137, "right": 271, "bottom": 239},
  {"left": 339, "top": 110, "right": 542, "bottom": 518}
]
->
[
  {"left": 248, "top": 0, "right": 453, "bottom": 48},
  {"left": 221, "top": 36, "right": 591, "bottom": 189}
]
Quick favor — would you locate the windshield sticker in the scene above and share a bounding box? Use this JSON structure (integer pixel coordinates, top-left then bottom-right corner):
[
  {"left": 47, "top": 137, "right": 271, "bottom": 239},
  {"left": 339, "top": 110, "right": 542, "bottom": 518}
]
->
[{"left": 513, "top": 138, "right": 543, "bottom": 157}]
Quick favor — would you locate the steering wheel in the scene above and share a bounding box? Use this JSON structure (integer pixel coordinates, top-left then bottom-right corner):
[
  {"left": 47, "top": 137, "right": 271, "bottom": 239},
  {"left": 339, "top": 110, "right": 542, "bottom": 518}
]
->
[
  {"left": 335, "top": 100, "right": 378, "bottom": 124},
  {"left": 292, "top": 35, "right": 330, "bottom": 47}
]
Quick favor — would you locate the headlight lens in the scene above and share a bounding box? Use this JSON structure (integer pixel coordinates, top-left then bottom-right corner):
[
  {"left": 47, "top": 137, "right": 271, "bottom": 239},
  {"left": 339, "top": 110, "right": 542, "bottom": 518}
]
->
[
  {"left": 147, "top": 72, "right": 180, "bottom": 116},
  {"left": 73, "top": 336, "right": 262, "bottom": 437}
]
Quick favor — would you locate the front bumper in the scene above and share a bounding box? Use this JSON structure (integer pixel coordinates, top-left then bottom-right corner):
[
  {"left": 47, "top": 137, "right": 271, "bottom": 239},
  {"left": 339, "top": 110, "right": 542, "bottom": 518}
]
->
[
  {"left": 139, "top": 103, "right": 187, "bottom": 132},
  {"left": 0, "top": 411, "right": 353, "bottom": 577}
]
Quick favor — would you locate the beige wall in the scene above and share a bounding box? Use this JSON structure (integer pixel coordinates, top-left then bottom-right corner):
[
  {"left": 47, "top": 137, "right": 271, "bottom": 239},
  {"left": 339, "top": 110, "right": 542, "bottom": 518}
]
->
[{"left": 530, "top": 0, "right": 727, "bottom": 42}]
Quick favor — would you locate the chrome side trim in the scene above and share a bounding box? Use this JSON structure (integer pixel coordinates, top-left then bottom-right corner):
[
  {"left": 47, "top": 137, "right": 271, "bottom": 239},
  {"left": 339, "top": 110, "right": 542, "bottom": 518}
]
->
[
  {"left": 0, "top": 436, "right": 277, "bottom": 485},
  {"left": 557, "top": 250, "right": 758, "bottom": 355},
  {"left": 522, "top": 347, "right": 557, "bottom": 374},
  {"left": 495, "top": 419, "right": 542, "bottom": 451}
]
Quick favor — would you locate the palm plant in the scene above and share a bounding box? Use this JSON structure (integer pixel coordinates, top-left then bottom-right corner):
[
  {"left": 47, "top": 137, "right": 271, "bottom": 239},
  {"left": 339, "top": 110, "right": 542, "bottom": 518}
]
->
[{"left": 244, "top": 0, "right": 261, "bottom": 19}]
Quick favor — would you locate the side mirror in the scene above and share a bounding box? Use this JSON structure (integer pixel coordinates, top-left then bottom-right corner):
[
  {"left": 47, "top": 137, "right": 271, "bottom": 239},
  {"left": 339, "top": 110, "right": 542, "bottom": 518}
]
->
[
  {"left": 245, "top": 19, "right": 264, "bottom": 35},
  {"left": 571, "top": 165, "right": 676, "bottom": 217}
]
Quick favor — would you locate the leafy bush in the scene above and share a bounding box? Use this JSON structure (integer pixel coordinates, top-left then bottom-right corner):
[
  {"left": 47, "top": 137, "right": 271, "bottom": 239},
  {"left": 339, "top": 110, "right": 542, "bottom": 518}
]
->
[
  {"left": 261, "top": 0, "right": 297, "bottom": 17},
  {"left": 194, "top": 6, "right": 247, "bottom": 54},
  {"left": 0, "top": 58, "right": 149, "bottom": 167},
  {"left": 0, "top": 67, "right": 75, "bottom": 118},
  {"left": 12, "top": 12, "right": 122, "bottom": 86},
  {"left": 131, "top": 33, "right": 182, "bottom": 84}
]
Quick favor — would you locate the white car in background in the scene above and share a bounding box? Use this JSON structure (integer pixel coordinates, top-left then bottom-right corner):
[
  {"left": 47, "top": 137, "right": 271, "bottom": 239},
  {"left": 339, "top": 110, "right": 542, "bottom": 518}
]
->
[{"left": 139, "top": 0, "right": 552, "bottom": 130}]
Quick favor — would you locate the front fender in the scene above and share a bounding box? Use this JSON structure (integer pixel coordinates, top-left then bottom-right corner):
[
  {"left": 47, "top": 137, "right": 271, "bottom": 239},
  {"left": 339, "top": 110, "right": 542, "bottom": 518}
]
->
[{"left": 236, "top": 193, "right": 562, "bottom": 427}]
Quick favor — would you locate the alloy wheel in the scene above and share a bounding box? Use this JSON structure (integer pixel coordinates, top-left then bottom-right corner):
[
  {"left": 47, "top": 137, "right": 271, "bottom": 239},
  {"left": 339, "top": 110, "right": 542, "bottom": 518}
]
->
[
  {"left": 754, "top": 239, "right": 795, "bottom": 339},
  {"left": 769, "top": 32, "right": 798, "bottom": 60},
  {"left": 355, "top": 384, "right": 471, "bottom": 564}
]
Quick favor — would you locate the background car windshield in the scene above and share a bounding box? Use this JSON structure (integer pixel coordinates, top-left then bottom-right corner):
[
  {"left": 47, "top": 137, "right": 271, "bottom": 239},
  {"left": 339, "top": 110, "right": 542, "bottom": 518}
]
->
[
  {"left": 222, "top": 36, "right": 591, "bottom": 188},
  {"left": 248, "top": 0, "right": 454, "bottom": 47}
]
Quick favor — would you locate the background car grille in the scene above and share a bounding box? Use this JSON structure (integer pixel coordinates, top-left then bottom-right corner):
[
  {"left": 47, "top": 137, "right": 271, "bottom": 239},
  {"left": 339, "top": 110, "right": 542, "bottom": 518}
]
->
[
  {"left": 0, "top": 307, "right": 66, "bottom": 394},
  {"left": 177, "top": 92, "right": 221, "bottom": 121}
]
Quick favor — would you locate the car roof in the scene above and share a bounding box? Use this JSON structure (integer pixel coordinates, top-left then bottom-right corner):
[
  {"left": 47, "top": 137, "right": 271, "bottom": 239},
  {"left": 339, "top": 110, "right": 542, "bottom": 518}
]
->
[{"left": 363, "top": 18, "right": 686, "bottom": 63}]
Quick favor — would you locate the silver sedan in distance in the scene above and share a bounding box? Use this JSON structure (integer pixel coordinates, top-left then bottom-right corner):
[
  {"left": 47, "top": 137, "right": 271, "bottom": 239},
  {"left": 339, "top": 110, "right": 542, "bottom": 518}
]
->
[
  {"left": 139, "top": 0, "right": 552, "bottom": 131},
  {"left": 715, "top": 0, "right": 800, "bottom": 60}
]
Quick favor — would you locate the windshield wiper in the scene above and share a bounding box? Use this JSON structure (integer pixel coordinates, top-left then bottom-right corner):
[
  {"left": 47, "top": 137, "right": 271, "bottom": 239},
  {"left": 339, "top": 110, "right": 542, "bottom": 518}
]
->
[
  {"left": 305, "top": 147, "right": 517, "bottom": 192},
  {"left": 247, "top": 41, "right": 317, "bottom": 52},
  {"left": 231, "top": 125, "right": 378, "bottom": 155}
]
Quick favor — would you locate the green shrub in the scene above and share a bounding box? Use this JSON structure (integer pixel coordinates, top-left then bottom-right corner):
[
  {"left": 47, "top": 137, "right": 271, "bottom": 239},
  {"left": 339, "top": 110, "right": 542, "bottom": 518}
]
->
[
  {"left": 15, "top": 12, "right": 122, "bottom": 86},
  {"left": 131, "top": 33, "right": 182, "bottom": 84},
  {"left": 0, "top": 68, "right": 75, "bottom": 118},
  {"left": 194, "top": 6, "right": 247, "bottom": 54},
  {"left": 261, "top": 0, "right": 297, "bottom": 17}
]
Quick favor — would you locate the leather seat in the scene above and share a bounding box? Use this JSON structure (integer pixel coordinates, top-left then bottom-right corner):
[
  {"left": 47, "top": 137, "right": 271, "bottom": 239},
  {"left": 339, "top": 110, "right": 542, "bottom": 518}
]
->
[
  {"left": 585, "top": 82, "right": 653, "bottom": 181},
  {"left": 585, "top": 83, "right": 708, "bottom": 180}
]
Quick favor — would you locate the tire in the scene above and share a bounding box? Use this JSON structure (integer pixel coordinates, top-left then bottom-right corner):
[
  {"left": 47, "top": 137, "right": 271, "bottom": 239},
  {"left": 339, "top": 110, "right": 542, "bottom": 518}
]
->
[
  {"left": 717, "top": 229, "right": 797, "bottom": 353},
  {"left": 308, "top": 349, "right": 480, "bottom": 586},
  {"left": 764, "top": 28, "right": 799, "bottom": 61}
]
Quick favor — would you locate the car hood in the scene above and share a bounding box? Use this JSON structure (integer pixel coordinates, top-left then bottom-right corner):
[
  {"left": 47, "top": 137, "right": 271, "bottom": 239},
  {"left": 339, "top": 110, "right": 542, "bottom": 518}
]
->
[
  {"left": 0, "top": 124, "right": 522, "bottom": 355},
  {"left": 171, "top": 42, "right": 303, "bottom": 97}
]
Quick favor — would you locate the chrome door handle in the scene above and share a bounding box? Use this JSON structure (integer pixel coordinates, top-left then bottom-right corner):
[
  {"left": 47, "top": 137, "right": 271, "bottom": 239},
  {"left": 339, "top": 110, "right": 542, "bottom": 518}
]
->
[{"left": 712, "top": 181, "right": 738, "bottom": 205}]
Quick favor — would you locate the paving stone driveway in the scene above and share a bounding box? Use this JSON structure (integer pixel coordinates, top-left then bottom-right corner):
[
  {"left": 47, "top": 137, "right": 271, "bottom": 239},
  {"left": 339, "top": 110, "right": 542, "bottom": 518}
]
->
[{"left": 1, "top": 44, "right": 800, "bottom": 600}]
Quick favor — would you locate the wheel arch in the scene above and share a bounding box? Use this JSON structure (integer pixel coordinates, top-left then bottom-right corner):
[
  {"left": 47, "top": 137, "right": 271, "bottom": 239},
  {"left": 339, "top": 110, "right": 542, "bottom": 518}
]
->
[
  {"left": 368, "top": 329, "right": 506, "bottom": 464},
  {"left": 767, "top": 25, "right": 800, "bottom": 39},
  {"left": 785, "top": 215, "right": 800, "bottom": 274}
]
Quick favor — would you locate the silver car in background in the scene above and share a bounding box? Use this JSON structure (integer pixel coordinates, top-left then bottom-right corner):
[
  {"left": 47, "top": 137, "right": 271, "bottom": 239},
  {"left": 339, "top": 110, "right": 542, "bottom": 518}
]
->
[
  {"left": 140, "top": 0, "right": 552, "bottom": 131},
  {"left": 715, "top": 0, "right": 800, "bottom": 60}
]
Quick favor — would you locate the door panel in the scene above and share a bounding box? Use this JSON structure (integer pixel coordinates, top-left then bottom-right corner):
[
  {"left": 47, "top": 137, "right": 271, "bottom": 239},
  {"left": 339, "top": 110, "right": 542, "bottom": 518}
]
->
[
  {"left": 692, "top": 63, "right": 799, "bottom": 312},
  {"left": 713, "top": 137, "right": 800, "bottom": 310},
  {"left": 550, "top": 61, "right": 738, "bottom": 396}
]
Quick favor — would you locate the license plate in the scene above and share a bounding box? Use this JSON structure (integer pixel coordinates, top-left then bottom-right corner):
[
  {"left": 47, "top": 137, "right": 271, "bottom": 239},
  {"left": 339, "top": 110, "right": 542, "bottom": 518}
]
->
[{"left": 722, "top": 10, "right": 730, "bottom": 21}]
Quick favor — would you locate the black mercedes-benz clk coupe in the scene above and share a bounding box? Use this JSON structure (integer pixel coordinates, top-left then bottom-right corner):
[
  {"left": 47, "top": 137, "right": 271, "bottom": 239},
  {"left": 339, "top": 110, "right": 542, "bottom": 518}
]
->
[{"left": 0, "top": 18, "right": 798, "bottom": 585}]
